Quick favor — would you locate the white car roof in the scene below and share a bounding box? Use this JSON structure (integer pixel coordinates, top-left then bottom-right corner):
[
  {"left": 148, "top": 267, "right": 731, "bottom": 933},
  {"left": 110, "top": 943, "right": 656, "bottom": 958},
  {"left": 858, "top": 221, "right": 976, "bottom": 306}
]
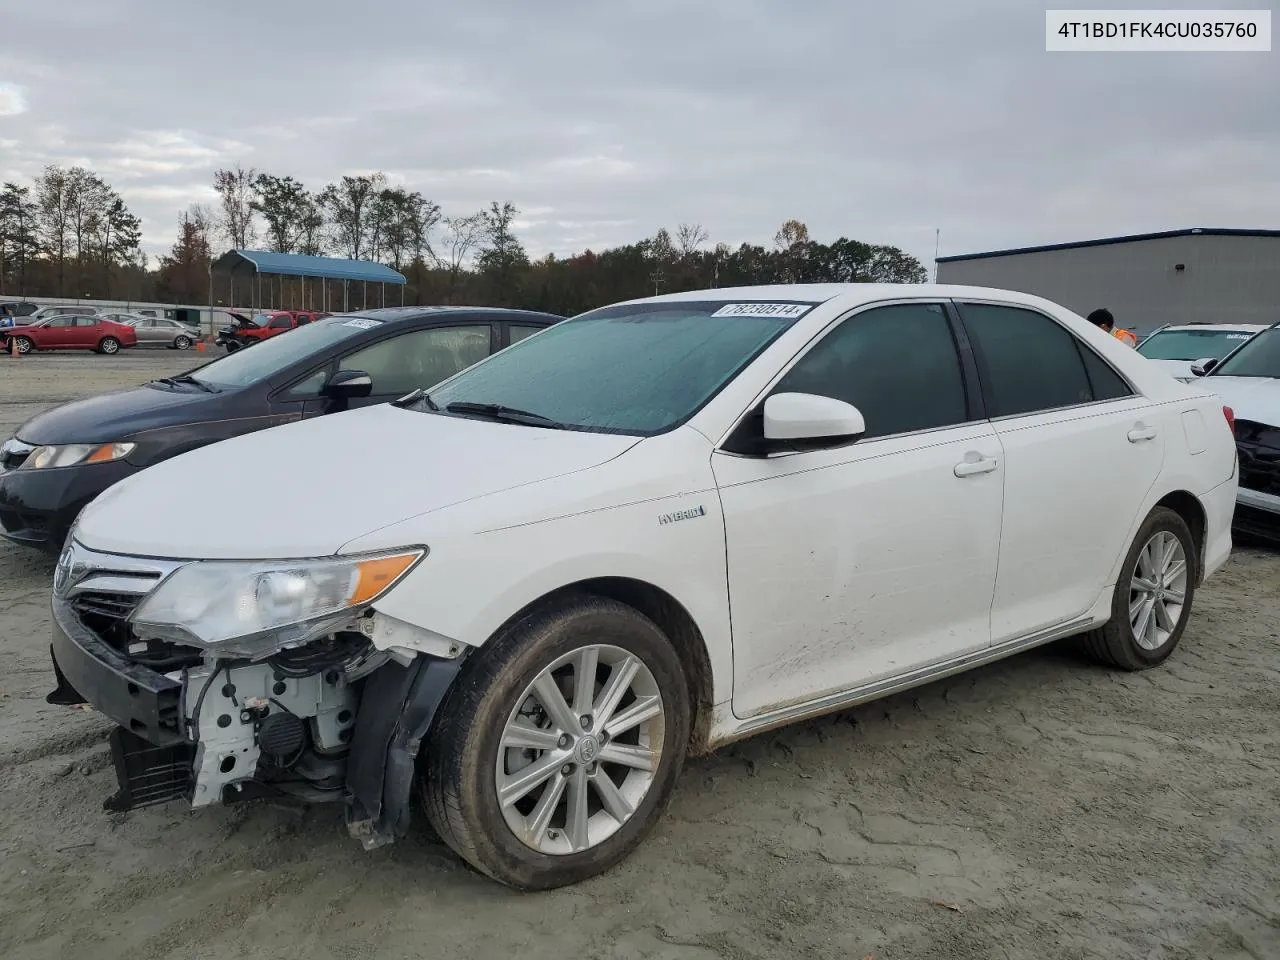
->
[{"left": 628, "top": 282, "right": 1073, "bottom": 311}]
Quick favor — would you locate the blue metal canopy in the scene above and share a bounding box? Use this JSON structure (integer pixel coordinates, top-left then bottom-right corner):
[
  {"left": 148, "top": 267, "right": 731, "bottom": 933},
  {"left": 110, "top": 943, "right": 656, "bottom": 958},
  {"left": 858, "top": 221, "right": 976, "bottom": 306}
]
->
[{"left": 213, "top": 249, "right": 407, "bottom": 285}]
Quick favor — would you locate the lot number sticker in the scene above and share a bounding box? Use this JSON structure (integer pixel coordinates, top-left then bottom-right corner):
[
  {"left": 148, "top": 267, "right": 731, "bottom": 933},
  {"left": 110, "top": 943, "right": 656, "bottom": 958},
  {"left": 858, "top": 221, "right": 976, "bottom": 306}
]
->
[{"left": 711, "top": 303, "right": 813, "bottom": 319}]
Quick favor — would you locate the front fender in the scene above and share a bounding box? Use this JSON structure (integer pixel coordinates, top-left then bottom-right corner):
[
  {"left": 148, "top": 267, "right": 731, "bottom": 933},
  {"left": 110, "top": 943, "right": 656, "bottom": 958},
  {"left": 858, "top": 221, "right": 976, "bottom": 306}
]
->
[{"left": 368, "top": 496, "right": 735, "bottom": 706}]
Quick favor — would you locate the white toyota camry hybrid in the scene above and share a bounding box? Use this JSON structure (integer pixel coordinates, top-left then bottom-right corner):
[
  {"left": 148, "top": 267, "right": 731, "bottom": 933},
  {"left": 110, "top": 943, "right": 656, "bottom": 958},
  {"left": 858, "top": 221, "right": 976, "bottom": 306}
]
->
[{"left": 47, "top": 284, "right": 1239, "bottom": 889}]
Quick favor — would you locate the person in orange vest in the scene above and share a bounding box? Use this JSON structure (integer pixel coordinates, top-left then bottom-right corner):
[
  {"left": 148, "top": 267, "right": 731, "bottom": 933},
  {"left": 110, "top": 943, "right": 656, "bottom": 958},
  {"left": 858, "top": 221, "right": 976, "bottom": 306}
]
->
[{"left": 1087, "top": 308, "right": 1138, "bottom": 347}]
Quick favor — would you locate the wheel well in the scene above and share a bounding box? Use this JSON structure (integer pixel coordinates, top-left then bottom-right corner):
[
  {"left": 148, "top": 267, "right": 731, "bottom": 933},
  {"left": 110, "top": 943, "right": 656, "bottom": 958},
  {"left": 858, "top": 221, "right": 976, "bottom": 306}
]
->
[
  {"left": 1155, "top": 490, "right": 1206, "bottom": 580},
  {"left": 514, "top": 578, "right": 716, "bottom": 757}
]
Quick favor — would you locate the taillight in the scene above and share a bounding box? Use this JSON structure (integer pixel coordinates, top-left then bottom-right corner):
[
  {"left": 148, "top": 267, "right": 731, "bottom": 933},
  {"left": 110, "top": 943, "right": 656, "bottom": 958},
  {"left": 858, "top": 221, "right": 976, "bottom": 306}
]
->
[{"left": 1223, "top": 405, "right": 1235, "bottom": 433}]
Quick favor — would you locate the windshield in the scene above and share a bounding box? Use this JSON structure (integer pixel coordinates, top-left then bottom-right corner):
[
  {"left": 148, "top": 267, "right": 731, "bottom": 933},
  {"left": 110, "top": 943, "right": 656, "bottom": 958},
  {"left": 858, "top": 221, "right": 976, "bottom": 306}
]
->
[
  {"left": 249, "top": 314, "right": 273, "bottom": 326},
  {"left": 190, "top": 315, "right": 383, "bottom": 388},
  {"left": 1210, "top": 327, "right": 1280, "bottom": 379},
  {"left": 427, "top": 300, "right": 815, "bottom": 435},
  {"left": 1137, "top": 328, "right": 1256, "bottom": 361}
]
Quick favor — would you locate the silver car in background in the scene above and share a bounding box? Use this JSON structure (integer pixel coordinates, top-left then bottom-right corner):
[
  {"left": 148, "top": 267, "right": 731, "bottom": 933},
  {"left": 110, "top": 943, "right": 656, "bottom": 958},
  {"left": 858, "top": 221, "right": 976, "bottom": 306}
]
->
[{"left": 102, "top": 313, "right": 201, "bottom": 350}]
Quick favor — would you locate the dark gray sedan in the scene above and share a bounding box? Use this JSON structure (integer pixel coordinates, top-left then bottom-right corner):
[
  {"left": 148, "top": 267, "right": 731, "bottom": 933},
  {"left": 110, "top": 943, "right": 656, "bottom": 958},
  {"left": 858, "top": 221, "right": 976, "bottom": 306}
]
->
[{"left": 103, "top": 313, "right": 202, "bottom": 349}]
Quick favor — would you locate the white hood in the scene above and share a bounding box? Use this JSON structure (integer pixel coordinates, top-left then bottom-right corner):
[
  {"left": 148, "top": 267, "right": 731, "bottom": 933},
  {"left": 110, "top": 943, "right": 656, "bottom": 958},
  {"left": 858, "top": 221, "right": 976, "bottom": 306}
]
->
[
  {"left": 1194, "top": 376, "right": 1280, "bottom": 426},
  {"left": 75, "top": 405, "right": 641, "bottom": 559}
]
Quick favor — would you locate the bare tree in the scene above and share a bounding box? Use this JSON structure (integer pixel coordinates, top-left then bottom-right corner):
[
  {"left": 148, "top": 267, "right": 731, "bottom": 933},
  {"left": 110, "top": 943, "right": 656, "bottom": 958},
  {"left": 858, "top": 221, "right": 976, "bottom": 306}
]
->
[
  {"left": 213, "top": 166, "right": 257, "bottom": 250},
  {"left": 439, "top": 213, "right": 485, "bottom": 302},
  {"left": 675, "top": 222, "right": 709, "bottom": 260}
]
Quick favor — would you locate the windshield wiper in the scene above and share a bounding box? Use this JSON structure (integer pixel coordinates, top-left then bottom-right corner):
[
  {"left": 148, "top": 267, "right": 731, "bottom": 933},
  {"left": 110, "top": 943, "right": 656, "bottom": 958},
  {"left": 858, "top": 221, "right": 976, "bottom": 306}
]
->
[
  {"left": 444, "top": 401, "right": 566, "bottom": 429},
  {"left": 154, "top": 374, "right": 217, "bottom": 393}
]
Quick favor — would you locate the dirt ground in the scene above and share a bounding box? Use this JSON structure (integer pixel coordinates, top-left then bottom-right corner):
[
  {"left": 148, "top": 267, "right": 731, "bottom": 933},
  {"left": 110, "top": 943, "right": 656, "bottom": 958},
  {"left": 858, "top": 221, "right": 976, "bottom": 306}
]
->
[{"left": 0, "top": 350, "right": 1277, "bottom": 960}]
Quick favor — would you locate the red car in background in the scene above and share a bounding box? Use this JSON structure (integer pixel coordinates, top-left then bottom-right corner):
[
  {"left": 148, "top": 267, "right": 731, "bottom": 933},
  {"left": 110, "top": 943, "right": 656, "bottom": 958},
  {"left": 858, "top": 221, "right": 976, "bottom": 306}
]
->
[
  {"left": 215, "top": 310, "right": 328, "bottom": 352},
  {"left": 1, "top": 314, "right": 138, "bottom": 355}
]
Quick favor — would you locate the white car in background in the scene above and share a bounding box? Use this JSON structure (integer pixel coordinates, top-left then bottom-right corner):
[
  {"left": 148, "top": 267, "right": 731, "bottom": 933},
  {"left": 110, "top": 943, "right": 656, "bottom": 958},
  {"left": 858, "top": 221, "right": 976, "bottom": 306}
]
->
[
  {"left": 47, "top": 284, "right": 1238, "bottom": 889},
  {"left": 1190, "top": 321, "right": 1280, "bottom": 543},
  {"left": 1136, "top": 323, "right": 1266, "bottom": 381}
]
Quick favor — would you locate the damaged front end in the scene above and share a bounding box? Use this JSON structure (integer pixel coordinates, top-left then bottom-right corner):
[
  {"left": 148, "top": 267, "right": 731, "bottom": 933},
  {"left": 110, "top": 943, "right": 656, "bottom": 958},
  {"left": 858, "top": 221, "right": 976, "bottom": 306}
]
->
[{"left": 46, "top": 539, "right": 464, "bottom": 849}]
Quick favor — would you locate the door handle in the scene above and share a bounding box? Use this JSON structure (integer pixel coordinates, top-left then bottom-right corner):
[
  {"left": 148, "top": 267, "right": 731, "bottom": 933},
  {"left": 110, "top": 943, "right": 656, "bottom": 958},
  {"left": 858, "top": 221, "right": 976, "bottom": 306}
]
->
[
  {"left": 1127, "top": 424, "right": 1158, "bottom": 443},
  {"left": 954, "top": 456, "right": 998, "bottom": 478}
]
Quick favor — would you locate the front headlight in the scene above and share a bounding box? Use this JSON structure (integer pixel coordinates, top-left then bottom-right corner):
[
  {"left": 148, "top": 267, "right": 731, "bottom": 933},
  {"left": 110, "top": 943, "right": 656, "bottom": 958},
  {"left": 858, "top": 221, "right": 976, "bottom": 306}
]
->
[
  {"left": 130, "top": 549, "right": 425, "bottom": 651},
  {"left": 24, "top": 442, "right": 136, "bottom": 469}
]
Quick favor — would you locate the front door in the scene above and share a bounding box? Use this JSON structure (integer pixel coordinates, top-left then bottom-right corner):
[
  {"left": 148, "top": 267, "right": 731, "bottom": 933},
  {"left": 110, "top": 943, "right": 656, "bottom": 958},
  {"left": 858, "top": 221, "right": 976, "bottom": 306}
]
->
[
  {"left": 40, "top": 316, "right": 75, "bottom": 348},
  {"left": 713, "top": 301, "right": 1005, "bottom": 720},
  {"left": 281, "top": 323, "right": 497, "bottom": 418},
  {"left": 953, "top": 300, "right": 1165, "bottom": 642}
]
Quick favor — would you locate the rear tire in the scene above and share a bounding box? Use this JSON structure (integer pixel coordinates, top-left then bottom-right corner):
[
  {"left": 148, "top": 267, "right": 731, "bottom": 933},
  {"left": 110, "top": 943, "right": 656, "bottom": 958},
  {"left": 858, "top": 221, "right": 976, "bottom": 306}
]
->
[
  {"left": 98, "top": 337, "right": 120, "bottom": 355},
  {"left": 1079, "top": 506, "right": 1197, "bottom": 670},
  {"left": 420, "top": 595, "right": 691, "bottom": 890}
]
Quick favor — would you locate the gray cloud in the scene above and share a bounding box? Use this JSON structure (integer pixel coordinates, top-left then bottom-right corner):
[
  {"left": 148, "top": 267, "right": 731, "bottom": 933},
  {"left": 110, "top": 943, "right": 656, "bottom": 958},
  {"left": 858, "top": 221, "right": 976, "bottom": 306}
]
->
[{"left": 0, "top": 0, "right": 1275, "bottom": 267}]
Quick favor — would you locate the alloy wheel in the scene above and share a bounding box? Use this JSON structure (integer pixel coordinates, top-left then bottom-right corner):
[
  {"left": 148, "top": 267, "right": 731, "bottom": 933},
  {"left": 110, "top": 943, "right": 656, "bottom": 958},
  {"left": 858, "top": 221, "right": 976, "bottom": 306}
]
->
[
  {"left": 495, "top": 644, "right": 665, "bottom": 856},
  {"left": 1129, "top": 530, "right": 1188, "bottom": 651}
]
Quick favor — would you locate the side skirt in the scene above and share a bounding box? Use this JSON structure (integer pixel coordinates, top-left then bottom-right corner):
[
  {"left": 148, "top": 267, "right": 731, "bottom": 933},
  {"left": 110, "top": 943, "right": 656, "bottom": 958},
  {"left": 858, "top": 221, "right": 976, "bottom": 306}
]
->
[{"left": 711, "top": 615, "right": 1097, "bottom": 748}]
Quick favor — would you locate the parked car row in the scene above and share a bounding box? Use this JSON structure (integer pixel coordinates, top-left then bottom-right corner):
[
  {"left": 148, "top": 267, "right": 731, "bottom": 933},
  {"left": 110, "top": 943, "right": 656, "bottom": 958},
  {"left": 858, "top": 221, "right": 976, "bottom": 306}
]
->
[{"left": 4, "top": 285, "right": 1253, "bottom": 890}]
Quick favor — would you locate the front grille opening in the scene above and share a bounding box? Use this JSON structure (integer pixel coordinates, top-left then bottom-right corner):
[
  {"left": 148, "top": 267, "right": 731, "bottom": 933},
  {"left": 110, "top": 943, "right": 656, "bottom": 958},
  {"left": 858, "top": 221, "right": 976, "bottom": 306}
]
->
[{"left": 71, "top": 589, "right": 203, "bottom": 671}]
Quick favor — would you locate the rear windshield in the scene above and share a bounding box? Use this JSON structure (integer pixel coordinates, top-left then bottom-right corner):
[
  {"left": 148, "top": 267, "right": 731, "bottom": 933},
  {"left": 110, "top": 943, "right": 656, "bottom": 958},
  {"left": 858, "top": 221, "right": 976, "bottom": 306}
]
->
[
  {"left": 427, "top": 300, "right": 815, "bottom": 435},
  {"left": 1137, "top": 328, "right": 1256, "bottom": 361},
  {"left": 191, "top": 315, "right": 383, "bottom": 388}
]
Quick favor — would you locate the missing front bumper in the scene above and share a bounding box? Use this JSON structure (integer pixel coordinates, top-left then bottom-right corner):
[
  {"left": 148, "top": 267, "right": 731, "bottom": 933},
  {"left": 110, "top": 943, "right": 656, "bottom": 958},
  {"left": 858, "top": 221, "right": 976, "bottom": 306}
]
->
[{"left": 104, "top": 727, "right": 196, "bottom": 812}]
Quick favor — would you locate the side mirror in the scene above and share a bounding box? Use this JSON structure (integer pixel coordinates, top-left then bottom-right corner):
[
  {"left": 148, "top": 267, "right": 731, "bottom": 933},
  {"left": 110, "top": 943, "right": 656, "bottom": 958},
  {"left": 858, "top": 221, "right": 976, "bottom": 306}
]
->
[
  {"left": 763, "top": 392, "right": 866, "bottom": 444},
  {"left": 323, "top": 369, "right": 373, "bottom": 398},
  {"left": 1189, "top": 357, "right": 1218, "bottom": 377}
]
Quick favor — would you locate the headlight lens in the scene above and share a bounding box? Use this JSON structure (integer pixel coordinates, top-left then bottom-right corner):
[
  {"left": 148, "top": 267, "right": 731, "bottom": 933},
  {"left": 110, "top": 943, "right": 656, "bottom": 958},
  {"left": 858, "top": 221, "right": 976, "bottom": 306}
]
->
[
  {"left": 130, "top": 549, "right": 424, "bottom": 649},
  {"left": 25, "top": 442, "right": 136, "bottom": 469}
]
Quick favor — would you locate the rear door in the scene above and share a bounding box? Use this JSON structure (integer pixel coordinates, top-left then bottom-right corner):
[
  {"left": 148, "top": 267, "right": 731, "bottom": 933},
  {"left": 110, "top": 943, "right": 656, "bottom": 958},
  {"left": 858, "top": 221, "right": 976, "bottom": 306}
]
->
[
  {"left": 72, "top": 316, "right": 103, "bottom": 348},
  {"left": 953, "top": 299, "right": 1166, "bottom": 643}
]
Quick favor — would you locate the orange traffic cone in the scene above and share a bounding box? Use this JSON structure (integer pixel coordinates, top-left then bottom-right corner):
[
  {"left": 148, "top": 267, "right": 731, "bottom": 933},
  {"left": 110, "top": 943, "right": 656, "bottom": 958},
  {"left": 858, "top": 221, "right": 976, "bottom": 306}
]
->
[
  {"left": 9, "top": 337, "right": 17, "bottom": 358},
  {"left": 196, "top": 341, "right": 206, "bottom": 353}
]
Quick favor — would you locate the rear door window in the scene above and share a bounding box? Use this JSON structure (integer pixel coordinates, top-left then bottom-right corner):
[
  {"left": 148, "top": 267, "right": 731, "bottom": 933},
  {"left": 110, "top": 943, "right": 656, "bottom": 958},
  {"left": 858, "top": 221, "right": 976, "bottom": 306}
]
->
[{"left": 958, "top": 303, "right": 1101, "bottom": 418}]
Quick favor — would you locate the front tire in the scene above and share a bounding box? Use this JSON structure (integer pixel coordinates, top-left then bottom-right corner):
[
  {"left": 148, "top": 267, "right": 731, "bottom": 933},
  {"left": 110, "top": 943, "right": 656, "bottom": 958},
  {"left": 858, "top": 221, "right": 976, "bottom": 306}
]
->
[
  {"left": 420, "top": 595, "right": 691, "bottom": 890},
  {"left": 173, "top": 335, "right": 192, "bottom": 350},
  {"left": 12, "top": 336, "right": 32, "bottom": 354},
  {"left": 98, "top": 337, "right": 120, "bottom": 355},
  {"left": 1080, "top": 506, "right": 1197, "bottom": 670}
]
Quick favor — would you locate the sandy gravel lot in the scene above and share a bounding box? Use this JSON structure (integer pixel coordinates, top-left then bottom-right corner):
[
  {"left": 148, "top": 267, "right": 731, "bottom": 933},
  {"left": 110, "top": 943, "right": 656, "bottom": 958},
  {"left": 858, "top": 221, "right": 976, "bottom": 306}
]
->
[{"left": 0, "top": 351, "right": 1277, "bottom": 960}]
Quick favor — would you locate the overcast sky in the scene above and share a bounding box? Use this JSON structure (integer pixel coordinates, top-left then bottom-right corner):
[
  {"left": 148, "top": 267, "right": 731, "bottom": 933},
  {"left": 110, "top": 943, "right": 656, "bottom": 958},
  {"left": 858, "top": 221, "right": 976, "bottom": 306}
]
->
[{"left": 0, "top": 0, "right": 1276, "bottom": 269}]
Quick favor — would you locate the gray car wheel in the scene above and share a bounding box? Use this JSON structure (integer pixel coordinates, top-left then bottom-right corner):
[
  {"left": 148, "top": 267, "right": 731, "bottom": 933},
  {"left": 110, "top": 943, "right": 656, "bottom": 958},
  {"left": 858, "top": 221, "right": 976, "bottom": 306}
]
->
[{"left": 173, "top": 335, "right": 192, "bottom": 350}]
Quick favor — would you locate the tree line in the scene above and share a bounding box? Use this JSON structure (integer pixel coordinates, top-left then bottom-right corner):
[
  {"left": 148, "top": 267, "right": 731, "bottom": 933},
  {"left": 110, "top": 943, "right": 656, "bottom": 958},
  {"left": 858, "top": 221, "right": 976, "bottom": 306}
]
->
[{"left": 1, "top": 164, "right": 928, "bottom": 316}]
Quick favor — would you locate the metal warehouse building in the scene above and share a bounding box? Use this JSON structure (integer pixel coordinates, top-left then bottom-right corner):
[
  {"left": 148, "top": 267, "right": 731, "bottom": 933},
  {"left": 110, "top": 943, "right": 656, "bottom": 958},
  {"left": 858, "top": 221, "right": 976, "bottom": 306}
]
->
[{"left": 935, "top": 228, "right": 1280, "bottom": 336}]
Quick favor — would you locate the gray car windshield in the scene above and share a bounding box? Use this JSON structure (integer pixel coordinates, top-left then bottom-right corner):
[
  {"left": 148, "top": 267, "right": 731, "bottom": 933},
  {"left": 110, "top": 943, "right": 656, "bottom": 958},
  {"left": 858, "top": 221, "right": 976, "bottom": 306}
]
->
[
  {"left": 427, "top": 300, "right": 814, "bottom": 435},
  {"left": 191, "top": 316, "right": 383, "bottom": 388},
  {"left": 1137, "top": 329, "right": 1255, "bottom": 361},
  {"left": 1210, "top": 328, "right": 1280, "bottom": 379}
]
